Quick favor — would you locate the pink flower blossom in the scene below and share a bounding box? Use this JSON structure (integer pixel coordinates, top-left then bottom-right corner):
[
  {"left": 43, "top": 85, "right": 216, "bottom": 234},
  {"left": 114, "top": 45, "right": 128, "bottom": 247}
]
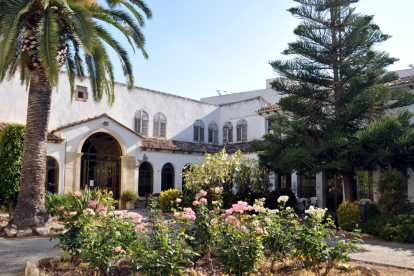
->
[
  {"left": 253, "top": 220, "right": 260, "bottom": 227},
  {"left": 173, "top": 212, "right": 180, "bottom": 217},
  {"left": 109, "top": 191, "right": 113, "bottom": 195},
  {"left": 241, "top": 226, "right": 249, "bottom": 232},
  {"left": 73, "top": 191, "right": 82, "bottom": 197},
  {"left": 132, "top": 214, "right": 144, "bottom": 223},
  {"left": 199, "top": 189, "right": 207, "bottom": 197},
  {"left": 210, "top": 219, "right": 217, "bottom": 226},
  {"left": 175, "top": 198, "right": 182, "bottom": 203},
  {"left": 225, "top": 215, "right": 240, "bottom": 227},
  {"left": 221, "top": 213, "right": 226, "bottom": 217},
  {"left": 134, "top": 225, "right": 144, "bottom": 232},
  {"left": 88, "top": 200, "right": 99, "bottom": 208},
  {"left": 96, "top": 205, "right": 108, "bottom": 213},
  {"left": 59, "top": 206, "right": 65, "bottom": 210},
  {"left": 212, "top": 201, "right": 218, "bottom": 205},
  {"left": 192, "top": 201, "right": 199, "bottom": 206},
  {"left": 225, "top": 208, "right": 234, "bottom": 215},
  {"left": 264, "top": 217, "right": 270, "bottom": 222},
  {"left": 255, "top": 227, "right": 264, "bottom": 234},
  {"left": 83, "top": 208, "right": 95, "bottom": 216},
  {"left": 200, "top": 198, "right": 207, "bottom": 204},
  {"left": 195, "top": 193, "right": 200, "bottom": 199},
  {"left": 63, "top": 211, "right": 67, "bottom": 214},
  {"left": 115, "top": 246, "right": 122, "bottom": 252}
]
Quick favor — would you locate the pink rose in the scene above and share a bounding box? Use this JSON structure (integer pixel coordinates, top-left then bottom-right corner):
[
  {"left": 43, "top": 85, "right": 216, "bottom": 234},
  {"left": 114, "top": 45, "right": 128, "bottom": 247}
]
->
[
  {"left": 115, "top": 246, "right": 122, "bottom": 252},
  {"left": 59, "top": 206, "right": 65, "bottom": 210},
  {"left": 200, "top": 198, "right": 207, "bottom": 204},
  {"left": 210, "top": 219, "right": 216, "bottom": 226},
  {"left": 73, "top": 191, "right": 82, "bottom": 197},
  {"left": 195, "top": 193, "right": 200, "bottom": 199},
  {"left": 134, "top": 225, "right": 144, "bottom": 232},
  {"left": 212, "top": 201, "right": 218, "bottom": 205},
  {"left": 192, "top": 201, "right": 199, "bottom": 206},
  {"left": 221, "top": 213, "right": 226, "bottom": 217},
  {"left": 63, "top": 211, "right": 67, "bottom": 214},
  {"left": 173, "top": 212, "right": 180, "bottom": 217},
  {"left": 175, "top": 198, "right": 182, "bottom": 203},
  {"left": 264, "top": 217, "right": 270, "bottom": 222},
  {"left": 97, "top": 205, "right": 108, "bottom": 213},
  {"left": 109, "top": 191, "right": 113, "bottom": 195}
]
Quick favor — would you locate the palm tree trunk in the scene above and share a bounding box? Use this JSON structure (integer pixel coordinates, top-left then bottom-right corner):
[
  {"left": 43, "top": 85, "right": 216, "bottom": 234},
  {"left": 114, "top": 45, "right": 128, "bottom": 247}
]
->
[{"left": 8, "top": 69, "right": 51, "bottom": 231}]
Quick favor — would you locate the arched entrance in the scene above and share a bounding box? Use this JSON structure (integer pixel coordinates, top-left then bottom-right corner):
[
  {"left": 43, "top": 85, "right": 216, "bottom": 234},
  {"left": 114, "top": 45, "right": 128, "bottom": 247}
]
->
[
  {"left": 80, "top": 132, "right": 121, "bottom": 198},
  {"left": 138, "top": 162, "right": 153, "bottom": 196},
  {"left": 161, "top": 163, "right": 174, "bottom": 191},
  {"left": 45, "top": 156, "right": 59, "bottom": 194}
]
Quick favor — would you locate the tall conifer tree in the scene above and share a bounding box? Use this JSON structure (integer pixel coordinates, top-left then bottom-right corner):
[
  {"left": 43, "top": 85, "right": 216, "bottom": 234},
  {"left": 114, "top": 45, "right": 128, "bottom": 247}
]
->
[{"left": 253, "top": 0, "right": 414, "bottom": 201}]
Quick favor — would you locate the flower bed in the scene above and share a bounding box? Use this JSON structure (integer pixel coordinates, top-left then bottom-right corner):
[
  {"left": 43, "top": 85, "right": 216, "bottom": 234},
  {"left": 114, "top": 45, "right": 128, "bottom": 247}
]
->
[{"left": 50, "top": 189, "right": 361, "bottom": 276}]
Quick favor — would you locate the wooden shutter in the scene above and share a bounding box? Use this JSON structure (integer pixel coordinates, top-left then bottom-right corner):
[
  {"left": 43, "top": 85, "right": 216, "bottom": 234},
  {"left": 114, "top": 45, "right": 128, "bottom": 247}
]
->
[
  {"left": 160, "top": 122, "right": 167, "bottom": 138},
  {"left": 200, "top": 127, "right": 204, "bottom": 142},
  {"left": 142, "top": 119, "right": 148, "bottom": 136},
  {"left": 135, "top": 118, "right": 141, "bottom": 133},
  {"left": 153, "top": 121, "right": 160, "bottom": 137},
  {"left": 194, "top": 126, "right": 199, "bottom": 141},
  {"left": 223, "top": 127, "right": 228, "bottom": 143},
  {"left": 229, "top": 127, "right": 233, "bottom": 143},
  {"left": 237, "top": 126, "right": 241, "bottom": 142},
  {"left": 208, "top": 129, "right": 213, "bottom": 143},
  {"left": 242, "top": 125, "right": 247, "bottom": 142},
  {"left": 214, "top": 129, "right": 218, "bottom": 144}
]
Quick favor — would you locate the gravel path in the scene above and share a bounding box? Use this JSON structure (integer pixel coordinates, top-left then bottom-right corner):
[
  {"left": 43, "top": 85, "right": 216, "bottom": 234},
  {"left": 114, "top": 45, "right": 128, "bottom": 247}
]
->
[{"left": 0, "top": 237, "right": 60, "bottom": 276}]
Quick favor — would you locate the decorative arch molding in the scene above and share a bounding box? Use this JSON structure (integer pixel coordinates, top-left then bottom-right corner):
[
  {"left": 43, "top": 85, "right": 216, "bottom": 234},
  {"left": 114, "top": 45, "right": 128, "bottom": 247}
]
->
[{"left": 75, "top": 128, "right": 128, "bottom": 156}]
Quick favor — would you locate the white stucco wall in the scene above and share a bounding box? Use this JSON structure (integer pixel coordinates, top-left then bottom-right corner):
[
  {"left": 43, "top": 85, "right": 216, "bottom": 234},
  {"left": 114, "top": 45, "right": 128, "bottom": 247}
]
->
[
  {"left": 201, "top": 87, "right": 281, "bottom": 106},
  {"left": 46, "top": 142, "right": 66, "bottom": 194}
]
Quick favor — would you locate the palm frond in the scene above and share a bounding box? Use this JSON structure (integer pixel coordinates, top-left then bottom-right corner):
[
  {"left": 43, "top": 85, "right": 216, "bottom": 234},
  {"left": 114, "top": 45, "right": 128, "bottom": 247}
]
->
[
  {"left": 68, "top": 2, "right": 97, "bottom": 55},
  {"left": 64, "top": 43, "right": 76, "bottom": 104},
  {"left": 37, "top": 10, "right": 59, "bottom": 86}
]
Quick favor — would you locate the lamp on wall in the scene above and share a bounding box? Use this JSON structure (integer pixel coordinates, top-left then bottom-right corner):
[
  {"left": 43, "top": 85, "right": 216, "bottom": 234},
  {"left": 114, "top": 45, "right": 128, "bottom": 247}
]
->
[{"left": 103, "top": 121, "right": 109, "bottom": 126}]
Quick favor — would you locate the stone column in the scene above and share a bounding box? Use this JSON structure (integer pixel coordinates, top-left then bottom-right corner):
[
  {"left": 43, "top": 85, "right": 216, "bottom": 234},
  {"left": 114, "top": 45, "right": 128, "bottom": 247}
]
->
[
  {"left": 372, "top": 167, "right": 381, "bottom": 202},
  {"left": 291, "top": 172, "right": 300, "bottom": 197},
  {"left": 119, "top": 156, "right": 136, "bottom": 209},
  {"left": 316, "top": 171, "right": 326, "bottom": 208},
  {"left": 407, "top": 168, "right": 414, "bottom": 203},
  {"left": 64, "top": 152, "right": 83, "bottom": 193}
]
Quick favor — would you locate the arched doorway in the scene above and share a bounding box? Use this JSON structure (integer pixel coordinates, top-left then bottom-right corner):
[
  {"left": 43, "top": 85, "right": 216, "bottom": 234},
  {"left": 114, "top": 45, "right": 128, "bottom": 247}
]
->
[
  {"left": 80, "top": 132, "right": 121, "bottom": 198},
  {"left": 138, "top": 162, "right": 153, "bottom": 196},
  {"left": 45, "top": 156, "right": 59, "bottom": 194},
  {"left": 161, "top": 163, "right": 174, "bottom": 191}
]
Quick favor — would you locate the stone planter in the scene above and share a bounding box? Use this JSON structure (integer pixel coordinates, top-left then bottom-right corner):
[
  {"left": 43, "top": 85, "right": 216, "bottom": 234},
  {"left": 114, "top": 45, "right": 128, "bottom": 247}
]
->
[{"left": 126, "top": 201, "right": 135, "bottom": 210}]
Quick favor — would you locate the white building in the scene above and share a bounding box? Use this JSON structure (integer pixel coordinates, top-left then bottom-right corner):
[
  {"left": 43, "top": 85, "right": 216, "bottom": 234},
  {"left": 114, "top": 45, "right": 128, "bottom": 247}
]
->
[{"left": 1, "top": 69, "right": 413, "bottom": 209}]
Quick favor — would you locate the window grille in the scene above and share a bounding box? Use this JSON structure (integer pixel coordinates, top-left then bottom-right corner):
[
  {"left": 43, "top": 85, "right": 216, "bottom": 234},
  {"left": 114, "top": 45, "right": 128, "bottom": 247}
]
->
[
  {"left": 153, "top": 113, "right": 167, "bottom": 138},
  {"left": 236, "top": 119, "right": 248, "bottom": 142},
  {"left": 208, "top": 121, "right": 218, "bottom": 144},
  {"left": 193, "top": 120, "right": 205, "bottom": 142},
  {"left": 134, "top": 110, "right": 149, "bottom": 136},
  {"left": 223, "top": 121, "right": 233, "bottom": 143}
]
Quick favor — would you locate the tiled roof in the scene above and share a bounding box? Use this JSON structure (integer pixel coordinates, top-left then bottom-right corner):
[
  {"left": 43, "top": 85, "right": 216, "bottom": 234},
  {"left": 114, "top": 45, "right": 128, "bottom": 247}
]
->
[
  {"left": 53, "top": 113, "right": 145, "bottom": 139},
  {"left": 140, "top": 138, "right": 257, "bottom": 154},
  {"left": 388, "top": 75, "right": 414, "bottom": 87},
  {"left": 256, "top": 104, "right": 280, "bottom": 113}
]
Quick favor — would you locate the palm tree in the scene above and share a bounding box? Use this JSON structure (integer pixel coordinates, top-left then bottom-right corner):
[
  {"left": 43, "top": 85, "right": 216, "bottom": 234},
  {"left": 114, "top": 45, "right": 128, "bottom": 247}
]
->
[{"left": 0, "top": 0, "right": 152, "bottom": 231}]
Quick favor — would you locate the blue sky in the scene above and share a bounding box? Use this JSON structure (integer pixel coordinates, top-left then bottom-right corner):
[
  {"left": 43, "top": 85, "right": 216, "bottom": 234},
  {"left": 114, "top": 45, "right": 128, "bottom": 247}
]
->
[{"left": 109, "top": 0, "right": 414, "bottom": 102}]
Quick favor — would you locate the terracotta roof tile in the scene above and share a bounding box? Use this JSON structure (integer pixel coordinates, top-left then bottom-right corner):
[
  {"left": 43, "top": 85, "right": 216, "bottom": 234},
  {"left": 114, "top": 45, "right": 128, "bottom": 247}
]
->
[
  {"left": 387, "top": 75, "right": 414, "bottom": 87},
  {"left": 140, "top": 138, "right": 256, "bottom": 154},
  {"left": 256, "top": 104, "right": 280, "bottom": 113}
]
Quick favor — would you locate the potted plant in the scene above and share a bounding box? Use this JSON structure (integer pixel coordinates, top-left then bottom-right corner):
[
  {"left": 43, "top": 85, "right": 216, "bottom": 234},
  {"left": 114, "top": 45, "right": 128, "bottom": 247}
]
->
[{"left": 121, "top": 190, "right": 139, "bottom": 210}]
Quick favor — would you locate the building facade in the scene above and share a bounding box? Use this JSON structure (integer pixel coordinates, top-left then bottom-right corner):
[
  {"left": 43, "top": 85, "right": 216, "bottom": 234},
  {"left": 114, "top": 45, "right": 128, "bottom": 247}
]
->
[{"left": 1, "top": 69, "right": 414, "bottom": 208}]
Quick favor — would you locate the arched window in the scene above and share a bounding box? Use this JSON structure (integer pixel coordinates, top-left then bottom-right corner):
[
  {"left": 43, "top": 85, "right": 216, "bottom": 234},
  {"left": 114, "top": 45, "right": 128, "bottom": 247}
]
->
[
  {"left": 153, "top": 113, "right": 167, "bottom": 138},
  {"left": 134, "top": 110, "right": 149, "bottom": 136},
  {"left": 208, "top": 121, "right": 218, "bottom": 144},
  {"left": 45, "top": 156, "right": 59, "bottom": 194},
  {"left": 161, "top": 163, "right": 175, "bottom": 191},
  {"left": 223, "top": 121, "right": 233, "bottom": 143},
  {"left": 193, "top": 120, "right": 204, "bottom": 142},
  {"left": 236, "top": 119, "right": 248, "bottom": 142},
  {"left": 138, "top": 162, "right": 153, "bottom": 196}
]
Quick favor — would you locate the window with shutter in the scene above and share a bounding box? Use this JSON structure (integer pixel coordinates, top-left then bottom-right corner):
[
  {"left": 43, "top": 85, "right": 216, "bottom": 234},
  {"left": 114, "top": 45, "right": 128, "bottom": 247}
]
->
[
  {"left": 223, "top": 122, "right": 233, "bottom": 143},
  {"left": 236, "top": 119, "right": 247, "bottom": 142},
  {"left": 193, "top": 120, "right": 205, "bottom": 142},
  {"left": 208, "top": 121, "right": 218, "bottom": 144},
  {"left": 153, "top": 113, "right": 167, "bottom": 138},
  {"left": 134, "top": 110, "right": 149, "bottom": 136}
]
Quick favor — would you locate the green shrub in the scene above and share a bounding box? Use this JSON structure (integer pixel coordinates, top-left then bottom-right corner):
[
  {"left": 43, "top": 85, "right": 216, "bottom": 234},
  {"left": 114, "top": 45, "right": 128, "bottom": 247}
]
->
[
  {"left": 0, "top": 124, "right": 25, "bottom": 211},
  {"left": 265, "top": 188, "right": 297, "bottom": 211},
  {"left": 121, "top": 189, "right": 139, "bottom": 202},
  {"left": 337, "top": 200, "right": 362, "bottom": 231},
  {"left": 361, "top": 215, "right": 414, "bottom": 243},
  {"left": 45, "top": 191, "right": 66, "bottom": 217},
  {"left": 359, "top": 203, "right": 380, "bottom": 222},
  {"left": 221, "top": 190, "right": 237, "bottom": 209},
  {"left": 159, "top": 188, "right": 181, "bottom": 212},
  {"left": 378, "top": 167, "right": 409, "bottom": 217},
  {"left": 236, "top": 187, "right": 264, "bottom": 206}
]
